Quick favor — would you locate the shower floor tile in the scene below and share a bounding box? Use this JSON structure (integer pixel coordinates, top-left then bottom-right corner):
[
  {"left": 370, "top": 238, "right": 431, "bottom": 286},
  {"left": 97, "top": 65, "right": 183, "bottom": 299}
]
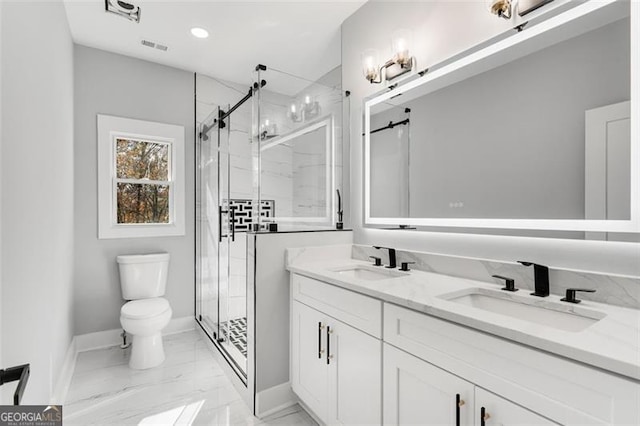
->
[{"left": 224, "top": 316, "right": 247, "bottom": 357}]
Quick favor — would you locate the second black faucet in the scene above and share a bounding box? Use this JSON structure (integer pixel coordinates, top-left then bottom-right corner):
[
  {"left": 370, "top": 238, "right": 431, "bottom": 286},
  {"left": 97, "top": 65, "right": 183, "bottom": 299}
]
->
[
  {"left": 518, "top": 261, "right": 549, "bottom": 297},
  {"left": 373, "top": 246, "right": 396, "bottom": 269}
]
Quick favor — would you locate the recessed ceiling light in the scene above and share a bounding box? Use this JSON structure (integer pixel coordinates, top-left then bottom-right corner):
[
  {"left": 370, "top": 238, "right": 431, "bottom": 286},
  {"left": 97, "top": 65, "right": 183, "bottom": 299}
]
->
[{"left": 191, "top": 27, "right": 209, "bottom": 39}]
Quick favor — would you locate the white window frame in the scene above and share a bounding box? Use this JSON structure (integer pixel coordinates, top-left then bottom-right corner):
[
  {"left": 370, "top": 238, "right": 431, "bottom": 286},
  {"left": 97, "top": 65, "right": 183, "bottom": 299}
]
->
[{"left": 97, "top": 114, "right": 185, "bottom": 239}]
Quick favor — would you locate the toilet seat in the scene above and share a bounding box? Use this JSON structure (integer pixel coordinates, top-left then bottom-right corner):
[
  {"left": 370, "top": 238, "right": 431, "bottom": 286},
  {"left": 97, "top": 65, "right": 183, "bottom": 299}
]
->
[{"left": 121, "top": 298, "right": 170, "bottom": 320}]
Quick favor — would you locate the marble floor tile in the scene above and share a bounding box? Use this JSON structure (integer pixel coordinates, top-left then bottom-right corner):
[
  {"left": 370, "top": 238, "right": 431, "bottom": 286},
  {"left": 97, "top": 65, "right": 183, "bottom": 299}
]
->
[{"left": 64, "top": 331, "right": 316, "bottom": 426}]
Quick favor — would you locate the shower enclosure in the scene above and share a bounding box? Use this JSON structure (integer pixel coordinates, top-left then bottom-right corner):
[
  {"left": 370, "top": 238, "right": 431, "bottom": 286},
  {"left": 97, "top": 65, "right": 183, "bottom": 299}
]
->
[{"left": 195, "top": 66, "right": 345, "bottom": 385}]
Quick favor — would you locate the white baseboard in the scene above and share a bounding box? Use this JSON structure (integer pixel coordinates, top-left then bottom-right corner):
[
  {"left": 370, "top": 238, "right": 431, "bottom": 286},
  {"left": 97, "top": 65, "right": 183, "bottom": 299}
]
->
[
  {"left": 75, "top": 316, "right": 196, "bottom": 352},
  {"left": 255, "top": 382, "right": 296, "bottom": 418},
  {"left": 50, "top": 338, "right": 78, "bottom": 405}
]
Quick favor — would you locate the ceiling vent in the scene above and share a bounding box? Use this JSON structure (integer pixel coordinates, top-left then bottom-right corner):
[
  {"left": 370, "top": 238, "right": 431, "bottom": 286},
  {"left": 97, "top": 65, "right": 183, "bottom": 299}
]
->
[
  {"left": 105, "top": 0, "right": 141, "bottom": 23},
  {"left": 141, "top": 39, "right": 169, "bottom": 52}
]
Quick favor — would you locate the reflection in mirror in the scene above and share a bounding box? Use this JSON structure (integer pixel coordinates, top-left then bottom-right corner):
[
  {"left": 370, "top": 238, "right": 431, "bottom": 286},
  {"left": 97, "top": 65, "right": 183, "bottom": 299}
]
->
[
  {"left": 261, "top": 117, "right": 333, "bottom": 223},
  {"left": 255, "top": 67, "right": 344, "bottom": 231},
  {"left": 366, "top": 2, "right": 635, "bottom": 239}
]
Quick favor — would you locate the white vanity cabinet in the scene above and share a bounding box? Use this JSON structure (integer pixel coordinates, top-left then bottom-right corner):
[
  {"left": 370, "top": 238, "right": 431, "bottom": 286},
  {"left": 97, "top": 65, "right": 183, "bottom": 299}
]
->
[
  {"left": 383, "top": 343, "right": 474, "bottom": 425},
  {"left": 475, "top": 388, "right": 557, "bottom": 426},
  {"left": 289, "top": 271, "right": 639, "bottom": 425},
  {"left": 383, "top": 344, "right": 556, "bottom": 426},
  {"left": 291, "top": 274, "right": 383, "bottom": 425},
  {"left": 384, "top": 303, "right": 640, "bottom": 425}
]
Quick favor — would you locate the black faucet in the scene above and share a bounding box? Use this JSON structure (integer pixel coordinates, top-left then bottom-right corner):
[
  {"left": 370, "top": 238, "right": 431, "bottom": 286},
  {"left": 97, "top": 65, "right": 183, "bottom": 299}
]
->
[
  {"left": 518, "top": 261, "right": 549, "bottom": 297},
  {"left": 373, "top": 246, "right": 396, "bottom": 269}
]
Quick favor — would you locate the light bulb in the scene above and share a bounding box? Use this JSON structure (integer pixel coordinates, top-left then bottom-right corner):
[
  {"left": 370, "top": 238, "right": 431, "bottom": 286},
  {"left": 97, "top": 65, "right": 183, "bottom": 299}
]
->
[
  {"left": 361, "top": 48, "right": 380, "bottom": 81},
  {"left": 391, "top": 28, "right": 412, "bottom": 65}
]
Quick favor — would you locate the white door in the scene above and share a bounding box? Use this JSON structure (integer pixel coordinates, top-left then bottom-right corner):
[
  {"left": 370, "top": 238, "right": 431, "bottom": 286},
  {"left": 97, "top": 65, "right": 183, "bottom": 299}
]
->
[
  {"left": 328, "top": 319, "right": 382, "bottom": 425},
  {"left": 383, "top": 343, "right": 474, "bottom": 426},
  {"left": 291, "top": 301, "right": 328, "bottom": 421},
  {"left": 585, "top": 101, "right": 636, "bottom": 241},
  {"left": 475, "top": 388, "right": 558, "bottom": 426}
]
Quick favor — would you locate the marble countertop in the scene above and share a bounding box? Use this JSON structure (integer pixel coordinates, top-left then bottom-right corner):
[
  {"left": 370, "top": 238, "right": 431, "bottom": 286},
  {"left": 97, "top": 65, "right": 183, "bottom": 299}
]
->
[{"left": 286, "top": 245, "right": 640, "bottom": 381}]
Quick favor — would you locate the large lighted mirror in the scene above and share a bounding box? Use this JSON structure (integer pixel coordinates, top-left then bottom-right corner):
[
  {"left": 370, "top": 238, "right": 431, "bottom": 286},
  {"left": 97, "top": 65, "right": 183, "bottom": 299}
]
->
[
  {"left": 364, "top": 0, "right": 638, "bottom": 240},
  {"left": 260, "top": 116, "right": 334, "bottom": 225}
]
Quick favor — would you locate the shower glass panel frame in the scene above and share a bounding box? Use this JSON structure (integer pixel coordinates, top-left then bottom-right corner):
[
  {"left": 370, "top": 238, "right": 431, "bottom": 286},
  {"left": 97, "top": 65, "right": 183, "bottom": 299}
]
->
[{"left": 197, "top": 104, "right": 248, "bottom": 381}]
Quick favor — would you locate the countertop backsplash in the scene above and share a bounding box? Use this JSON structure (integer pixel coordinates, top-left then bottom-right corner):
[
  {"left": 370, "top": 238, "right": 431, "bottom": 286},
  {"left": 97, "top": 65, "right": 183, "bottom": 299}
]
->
[{"left": 352, "top": 245, "right": 640, "bottom": 310}]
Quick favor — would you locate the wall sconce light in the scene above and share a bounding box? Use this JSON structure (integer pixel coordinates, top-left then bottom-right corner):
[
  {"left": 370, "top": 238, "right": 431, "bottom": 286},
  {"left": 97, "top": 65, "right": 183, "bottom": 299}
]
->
[
  {"left": 259, "top": 117, "right": 278, "bottom": 140},
  {"left": 302, "top": 95, "right": 321, "bottom": 120},
  {"left": 288, "top": 95, "right": 321, "bottom": 123},
  {"left": 288, "top": 103, "right": 302, "bottom": 123},
  {"left": 490, "top": 0, "right": 512, "bottom": 19},
  {"left": 362, "top": 28, "right": 415, "bottom": 84}
]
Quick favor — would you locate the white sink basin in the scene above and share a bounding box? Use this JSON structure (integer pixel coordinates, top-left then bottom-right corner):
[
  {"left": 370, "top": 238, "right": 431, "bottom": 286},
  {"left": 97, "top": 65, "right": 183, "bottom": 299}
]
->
[
  {"left": 331, "top": 265, "right": 407, "bottom": 281},
  {"left": 440, "top": 288, "right": 606, "bottom": 332}
]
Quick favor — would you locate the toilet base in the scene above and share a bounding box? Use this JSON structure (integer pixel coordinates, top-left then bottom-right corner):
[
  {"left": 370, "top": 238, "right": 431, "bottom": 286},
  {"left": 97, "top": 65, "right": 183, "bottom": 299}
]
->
[{"left": 129, "top": 332, "right": 165, "bottom": 369}]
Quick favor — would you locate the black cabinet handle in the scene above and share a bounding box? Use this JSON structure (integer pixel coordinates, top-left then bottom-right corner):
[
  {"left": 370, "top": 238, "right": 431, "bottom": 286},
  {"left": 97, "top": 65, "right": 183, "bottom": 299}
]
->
[
  {"left": 0, "top": 364, "right": 30, "bottom": 405},
  {"left": 455, "top": 394, "right": 461, "bottom": 426},
  {"left": 480, "top": 407, "right": 490, "bottom": 426},
  {"left": 318, "top": 322, "right": 324, "bottom": 359}
]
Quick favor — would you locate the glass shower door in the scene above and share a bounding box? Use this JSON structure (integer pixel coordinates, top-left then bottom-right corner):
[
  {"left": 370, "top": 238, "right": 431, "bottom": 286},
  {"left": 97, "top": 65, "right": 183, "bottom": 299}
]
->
[
  {"left": 197, "top": 105, "right": 248, "bottom": 379},
  {"left": 217, "top": 107, "right": 232, "bottom": 360},
  {"left": 198, "top": 108, "right": 221, "bottom": 341}
]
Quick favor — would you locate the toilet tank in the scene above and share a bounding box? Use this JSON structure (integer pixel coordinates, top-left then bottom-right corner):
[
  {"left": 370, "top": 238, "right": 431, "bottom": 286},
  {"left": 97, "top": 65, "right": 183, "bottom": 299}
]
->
[{"left": 117, "top": 253, "right": 170, "bottom": 300}]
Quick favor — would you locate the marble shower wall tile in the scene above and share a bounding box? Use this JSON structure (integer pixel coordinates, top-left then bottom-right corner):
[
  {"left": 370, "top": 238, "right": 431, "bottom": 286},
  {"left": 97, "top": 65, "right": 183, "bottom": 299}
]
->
[{"left": 352, "top": 245, "right": 640, "bottom": 309}]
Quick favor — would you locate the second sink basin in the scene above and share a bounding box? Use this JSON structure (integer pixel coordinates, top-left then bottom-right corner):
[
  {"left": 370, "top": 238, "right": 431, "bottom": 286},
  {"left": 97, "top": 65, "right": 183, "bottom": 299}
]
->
[
  {"left": 440, "top": 288, "right": 606, "bottom": 332},
  {"left": 331, "top": 265, "right": 407, "bottom": 281}
]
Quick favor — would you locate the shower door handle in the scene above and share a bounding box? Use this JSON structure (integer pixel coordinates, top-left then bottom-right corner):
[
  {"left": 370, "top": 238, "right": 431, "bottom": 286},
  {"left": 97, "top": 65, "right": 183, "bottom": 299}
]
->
[
  {"left": 230, "top": 207, "right": 236, "bottom": 242},
  {"left": 218, "top": 206, "right": 225, "bottom": 242},
  {"left": 218, "top": 207, "right": 233, "bottom": 242}
]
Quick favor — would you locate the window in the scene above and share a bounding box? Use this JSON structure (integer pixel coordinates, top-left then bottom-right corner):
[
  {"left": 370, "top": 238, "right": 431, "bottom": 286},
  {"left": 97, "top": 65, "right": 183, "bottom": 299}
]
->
[{"left": 98, "top": 115, "right": 185, "bottom": 239}]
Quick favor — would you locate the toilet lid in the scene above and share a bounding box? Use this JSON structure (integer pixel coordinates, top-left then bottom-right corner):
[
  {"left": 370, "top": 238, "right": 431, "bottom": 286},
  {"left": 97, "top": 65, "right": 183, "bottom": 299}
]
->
[{"left": 121, "top": 298, "right": 170, "bottom": 319}]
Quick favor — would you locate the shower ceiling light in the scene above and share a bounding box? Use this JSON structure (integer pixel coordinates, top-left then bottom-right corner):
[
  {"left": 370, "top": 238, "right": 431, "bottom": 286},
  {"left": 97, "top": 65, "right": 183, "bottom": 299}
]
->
[{"left": 191, "top": 27, "right": 209, "bottom": 39}]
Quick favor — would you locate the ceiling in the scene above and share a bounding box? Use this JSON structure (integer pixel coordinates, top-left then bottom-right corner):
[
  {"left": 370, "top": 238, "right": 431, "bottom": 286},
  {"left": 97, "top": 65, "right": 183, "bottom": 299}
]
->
[{"left": 63, "top": 0, "right": 366, "bottom": 91}]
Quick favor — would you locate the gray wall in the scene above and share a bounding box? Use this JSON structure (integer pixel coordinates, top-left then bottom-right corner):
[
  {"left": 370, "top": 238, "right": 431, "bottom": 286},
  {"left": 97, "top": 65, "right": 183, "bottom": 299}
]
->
[
  {"left": 74, "top": 46, "right": 195, "bottom": 335},
  {"left": 343, "top": 1, "right": 640, "bottom": 276},
  {"left": 1, "top": 0, "right": 75, "bottom": 403},
  {"left": 370, "top": 19, "right": 629, "bottom": 220}
]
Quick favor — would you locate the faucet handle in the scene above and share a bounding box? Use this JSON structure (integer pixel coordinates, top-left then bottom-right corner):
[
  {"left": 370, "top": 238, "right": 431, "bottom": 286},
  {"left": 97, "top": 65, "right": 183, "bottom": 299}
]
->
[
  {"left": 492, "top": 275, "right": 517, "bottom": 292},
  {"left": 369, "top": 256, "right": 382, "bottom": 267},
  {"left": 400, "top": 262, "right": 415, "bottom": 272},
  {"left": 561, "top": 288, "right": 596, "bottom": 304}
]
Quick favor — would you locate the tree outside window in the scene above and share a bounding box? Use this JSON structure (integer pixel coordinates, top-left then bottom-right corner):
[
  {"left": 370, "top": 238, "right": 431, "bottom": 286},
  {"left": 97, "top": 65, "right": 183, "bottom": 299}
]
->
[{"left": 115, "top": 138, "right": 171, "bottom": 224}]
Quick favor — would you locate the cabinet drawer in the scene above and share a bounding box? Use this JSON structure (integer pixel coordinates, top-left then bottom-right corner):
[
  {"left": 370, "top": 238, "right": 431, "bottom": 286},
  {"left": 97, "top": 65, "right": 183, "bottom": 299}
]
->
[
  {"left": 384, "top": 302, "right": 640, "bottom": 425},
  {"left": 292, "top": 273, "right": 382, "bottom": 338}
]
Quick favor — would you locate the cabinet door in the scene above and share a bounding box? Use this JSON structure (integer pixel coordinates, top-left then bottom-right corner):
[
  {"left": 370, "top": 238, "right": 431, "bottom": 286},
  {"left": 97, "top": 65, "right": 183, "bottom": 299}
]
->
[
  {"left": 328, "top": 318, "right": 382, "bottom": 425},
  {"left": 384, "top": 343, "right": 474, "bottom": 426},
  {"left": 291, "top": 301, "right": 328, "bottom": 422},
  {"left": 475, "top": 388, "right": 558, "bottom": 426}
]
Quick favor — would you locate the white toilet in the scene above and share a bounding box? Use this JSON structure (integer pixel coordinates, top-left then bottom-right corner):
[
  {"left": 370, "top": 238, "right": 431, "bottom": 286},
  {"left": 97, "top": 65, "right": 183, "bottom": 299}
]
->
[{"left": 117, "top": 253, "right": 172, "bottom": 369}]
